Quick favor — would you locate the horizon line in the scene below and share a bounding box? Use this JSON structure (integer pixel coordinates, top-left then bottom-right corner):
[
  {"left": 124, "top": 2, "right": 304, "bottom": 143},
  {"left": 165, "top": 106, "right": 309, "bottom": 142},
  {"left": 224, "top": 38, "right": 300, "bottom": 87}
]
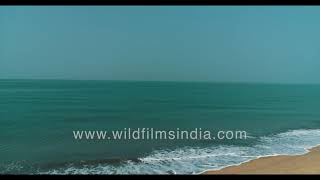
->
[{"left": 0, "top": 78, "right": 320, "bottom": 85}]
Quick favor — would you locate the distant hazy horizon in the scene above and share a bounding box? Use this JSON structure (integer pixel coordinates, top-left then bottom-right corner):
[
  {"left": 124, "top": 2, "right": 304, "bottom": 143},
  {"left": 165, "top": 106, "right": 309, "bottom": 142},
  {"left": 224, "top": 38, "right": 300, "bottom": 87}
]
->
[
  {"left": 2, "top": 78, "right": 320, "bottom": 86},
  {"left": 1, "top": 6, "right": 320, "bottom": 84}
]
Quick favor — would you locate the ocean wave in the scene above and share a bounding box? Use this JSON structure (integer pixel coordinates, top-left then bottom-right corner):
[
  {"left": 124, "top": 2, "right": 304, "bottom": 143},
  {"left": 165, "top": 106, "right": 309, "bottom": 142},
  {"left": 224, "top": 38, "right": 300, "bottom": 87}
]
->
[{"left": 35, "top": 129, "right": 320, "bottom": 174}]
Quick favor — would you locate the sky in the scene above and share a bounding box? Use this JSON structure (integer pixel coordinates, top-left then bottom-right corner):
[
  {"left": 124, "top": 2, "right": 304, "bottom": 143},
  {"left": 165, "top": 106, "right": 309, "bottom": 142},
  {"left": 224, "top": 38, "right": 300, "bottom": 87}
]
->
[{"left": 1, "top": 6, "right": 320, "bottom": 83}]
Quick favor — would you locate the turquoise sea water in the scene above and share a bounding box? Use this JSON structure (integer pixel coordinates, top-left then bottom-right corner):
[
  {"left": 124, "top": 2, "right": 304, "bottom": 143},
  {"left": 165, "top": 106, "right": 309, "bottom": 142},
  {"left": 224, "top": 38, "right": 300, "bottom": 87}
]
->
[{"left": 1, "top": 79, "right": 320, "bottom": 174}]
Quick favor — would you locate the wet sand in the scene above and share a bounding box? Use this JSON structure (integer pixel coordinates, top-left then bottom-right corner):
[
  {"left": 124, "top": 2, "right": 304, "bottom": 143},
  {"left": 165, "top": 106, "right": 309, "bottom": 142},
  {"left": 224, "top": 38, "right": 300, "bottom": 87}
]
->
[{"left": 203, "top": 146, "right": 320, "bottom": 174}]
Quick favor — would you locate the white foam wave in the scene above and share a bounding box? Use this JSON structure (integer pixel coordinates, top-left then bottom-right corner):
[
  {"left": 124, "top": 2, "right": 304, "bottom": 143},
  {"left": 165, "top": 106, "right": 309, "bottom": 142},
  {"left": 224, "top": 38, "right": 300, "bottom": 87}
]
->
[{"left": 43, "top": 129, "right": 320, "bottom": 175}]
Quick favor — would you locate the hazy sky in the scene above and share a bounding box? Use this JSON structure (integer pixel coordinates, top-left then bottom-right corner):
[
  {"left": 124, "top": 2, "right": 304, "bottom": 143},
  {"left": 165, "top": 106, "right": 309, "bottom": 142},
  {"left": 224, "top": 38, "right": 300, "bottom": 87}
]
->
[{"left": 1, "top": 6, "right": 320, "bottom": 83}]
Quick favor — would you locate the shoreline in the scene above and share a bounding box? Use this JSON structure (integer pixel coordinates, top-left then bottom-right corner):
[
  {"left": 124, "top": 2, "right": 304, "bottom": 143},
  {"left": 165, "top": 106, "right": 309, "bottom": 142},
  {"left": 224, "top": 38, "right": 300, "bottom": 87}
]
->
[{"left": 202, "top": 146, "right": 320, "bottom": 174}]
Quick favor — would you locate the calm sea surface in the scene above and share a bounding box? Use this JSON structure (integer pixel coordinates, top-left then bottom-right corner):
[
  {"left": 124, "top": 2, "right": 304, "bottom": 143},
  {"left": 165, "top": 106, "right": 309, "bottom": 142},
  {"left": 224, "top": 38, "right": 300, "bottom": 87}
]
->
[{"left": 1, "top": 79, "right": 320, "bottom": 174}]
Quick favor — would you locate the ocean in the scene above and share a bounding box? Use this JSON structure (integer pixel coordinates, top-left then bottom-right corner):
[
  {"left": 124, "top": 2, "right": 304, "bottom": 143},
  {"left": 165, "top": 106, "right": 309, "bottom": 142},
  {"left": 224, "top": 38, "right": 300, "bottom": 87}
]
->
[{"left": 1, "top": 79, "right": 320, "bottom": 174}]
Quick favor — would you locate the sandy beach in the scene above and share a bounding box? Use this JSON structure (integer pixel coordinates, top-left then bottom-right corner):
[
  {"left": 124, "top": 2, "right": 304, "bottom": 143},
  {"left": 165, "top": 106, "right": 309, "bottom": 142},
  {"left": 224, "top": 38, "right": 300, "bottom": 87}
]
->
[{"left": 203, "top": 146, "right": 320, "bottom": 174}]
